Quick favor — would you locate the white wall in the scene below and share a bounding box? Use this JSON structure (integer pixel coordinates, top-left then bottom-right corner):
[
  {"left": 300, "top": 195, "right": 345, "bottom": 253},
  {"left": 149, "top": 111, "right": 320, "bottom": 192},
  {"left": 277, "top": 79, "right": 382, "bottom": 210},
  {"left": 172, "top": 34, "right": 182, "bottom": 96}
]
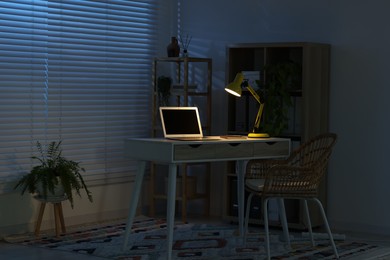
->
[{"left": 177, "top": 0, "right": 390, "bottom": 235}]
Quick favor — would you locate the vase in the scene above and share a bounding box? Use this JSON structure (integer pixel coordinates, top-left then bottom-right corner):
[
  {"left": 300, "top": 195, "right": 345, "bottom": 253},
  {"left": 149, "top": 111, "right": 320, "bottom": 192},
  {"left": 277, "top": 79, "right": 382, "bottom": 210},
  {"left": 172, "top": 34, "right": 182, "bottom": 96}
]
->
[{"left": 167, "top": 37, "right": 180, "bottom": 57}]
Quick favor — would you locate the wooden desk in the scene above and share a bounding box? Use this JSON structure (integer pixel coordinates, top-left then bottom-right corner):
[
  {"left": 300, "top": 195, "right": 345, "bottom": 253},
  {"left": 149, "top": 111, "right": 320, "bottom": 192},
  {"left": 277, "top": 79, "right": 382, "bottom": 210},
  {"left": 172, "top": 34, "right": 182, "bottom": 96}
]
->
[{"left": 122, "top": 137, "right": 290, "bottom": 259}]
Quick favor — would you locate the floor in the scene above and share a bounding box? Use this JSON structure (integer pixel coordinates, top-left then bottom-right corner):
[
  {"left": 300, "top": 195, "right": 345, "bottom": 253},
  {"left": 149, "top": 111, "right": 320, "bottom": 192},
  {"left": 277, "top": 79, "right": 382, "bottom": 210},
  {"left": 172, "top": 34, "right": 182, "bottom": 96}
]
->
[
  {"left": 2, "top": 216, "right": 390, "bottom": 260},
  {"left": 0, "top": 242, "right": 103, "bottom": 260}
]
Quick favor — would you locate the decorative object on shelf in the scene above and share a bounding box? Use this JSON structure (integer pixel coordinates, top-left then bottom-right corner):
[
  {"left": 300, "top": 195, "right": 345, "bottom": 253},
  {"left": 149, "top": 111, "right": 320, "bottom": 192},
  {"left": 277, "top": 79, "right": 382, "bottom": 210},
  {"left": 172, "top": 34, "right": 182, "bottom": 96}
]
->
[
  {"left": 260, "top": 61, "right": 300, "bottom": 136},
  {"left": 179, "top": 33, "right": 192, "bottom": 57},
  {"left": 14, "top": 141, "right": 93, "bottom": 208},
  {"left": 167, "top": 36, "right": 180, "bottom": 57},
  {"left": 157, "top": 75, "right": 172, "bottom": 106},
  {"left": 225, "top": 72, "right": 269, "bottom": 138}
]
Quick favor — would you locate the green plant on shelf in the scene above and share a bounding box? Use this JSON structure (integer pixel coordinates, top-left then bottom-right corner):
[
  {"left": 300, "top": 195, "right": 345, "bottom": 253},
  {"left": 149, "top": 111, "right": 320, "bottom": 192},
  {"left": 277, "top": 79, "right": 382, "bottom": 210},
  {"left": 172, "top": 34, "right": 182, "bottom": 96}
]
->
[
  {"left": 157, "top": 75, "right": 172, "bottom": 106},
  {"left": 257, "top": 61, "right": 301, "bottom": 137}
]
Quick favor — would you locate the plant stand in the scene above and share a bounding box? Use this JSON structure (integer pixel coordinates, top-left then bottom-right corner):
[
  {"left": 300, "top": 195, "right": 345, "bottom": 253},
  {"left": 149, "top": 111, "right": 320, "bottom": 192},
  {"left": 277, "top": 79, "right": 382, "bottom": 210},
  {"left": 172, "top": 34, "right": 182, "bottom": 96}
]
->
[{"left": 34, "top": 195, "right": 67, "bottom": 237}]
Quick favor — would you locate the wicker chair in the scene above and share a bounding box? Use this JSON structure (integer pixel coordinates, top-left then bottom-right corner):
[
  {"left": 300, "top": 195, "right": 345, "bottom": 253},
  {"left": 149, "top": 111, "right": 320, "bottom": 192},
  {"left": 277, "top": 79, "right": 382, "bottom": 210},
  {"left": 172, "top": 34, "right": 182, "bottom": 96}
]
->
[{"left": 244, "top": 133, "right": 339, "bottom": 259}]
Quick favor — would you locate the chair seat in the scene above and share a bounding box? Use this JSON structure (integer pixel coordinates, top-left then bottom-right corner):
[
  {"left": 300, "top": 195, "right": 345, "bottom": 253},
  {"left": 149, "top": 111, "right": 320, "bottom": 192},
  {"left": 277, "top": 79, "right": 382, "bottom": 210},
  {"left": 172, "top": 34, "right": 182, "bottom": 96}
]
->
[
  {"left": 245, "top": 179, "right": 265, "bottom": 191},
  {"left": 246, "top": 178, "right": 313, "bottom": 193}
]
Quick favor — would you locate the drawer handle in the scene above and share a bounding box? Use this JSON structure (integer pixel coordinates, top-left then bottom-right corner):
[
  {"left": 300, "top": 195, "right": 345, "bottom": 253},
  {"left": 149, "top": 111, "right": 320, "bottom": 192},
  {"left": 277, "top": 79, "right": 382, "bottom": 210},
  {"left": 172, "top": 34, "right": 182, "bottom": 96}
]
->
[
  {"left": 266, "top": 142, "right": 276, "bottom": 145},
  {"left": 189, "top": 144, "right": 202, "bottom": 148},
  {"left": 228, "top": 143, "right": 241, "bottom": 147}
]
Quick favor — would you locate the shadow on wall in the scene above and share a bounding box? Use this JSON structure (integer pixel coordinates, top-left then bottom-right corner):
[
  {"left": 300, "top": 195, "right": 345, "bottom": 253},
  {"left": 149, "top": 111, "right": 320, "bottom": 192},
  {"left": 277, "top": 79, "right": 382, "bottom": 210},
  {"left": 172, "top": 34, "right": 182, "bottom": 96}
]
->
[{"left": 0, "top": 184, "right": 35, "bottom": 238}]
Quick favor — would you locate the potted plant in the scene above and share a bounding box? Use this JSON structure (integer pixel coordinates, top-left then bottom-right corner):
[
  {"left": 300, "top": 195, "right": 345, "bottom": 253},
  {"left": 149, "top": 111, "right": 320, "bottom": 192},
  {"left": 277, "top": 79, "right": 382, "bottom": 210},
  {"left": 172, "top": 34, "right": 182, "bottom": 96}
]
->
[
  {"left": 257, "top": 61, "right": 301, "bottom": 136},
  {"left": 14, "top": 141, "right": 93, "bottom": 208},
  {"left": 157, "top": 75, "right": 172, "bottom": 106}
]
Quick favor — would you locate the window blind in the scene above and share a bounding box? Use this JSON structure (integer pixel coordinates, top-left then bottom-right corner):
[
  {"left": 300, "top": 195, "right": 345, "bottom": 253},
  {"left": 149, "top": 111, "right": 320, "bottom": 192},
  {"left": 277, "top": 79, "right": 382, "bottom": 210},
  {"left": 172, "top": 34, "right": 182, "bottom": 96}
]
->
[{"left": 0, "top": 0, "right": 157, "bottom": 192}]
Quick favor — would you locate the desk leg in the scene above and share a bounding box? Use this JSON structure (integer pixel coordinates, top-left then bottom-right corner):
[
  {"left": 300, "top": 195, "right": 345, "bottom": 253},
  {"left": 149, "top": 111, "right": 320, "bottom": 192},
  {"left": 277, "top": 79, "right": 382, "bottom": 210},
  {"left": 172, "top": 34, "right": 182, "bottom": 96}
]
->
[
  {"left": 122, "top": 161, "right": 146, "bottom": 251},
  {"left": 236, "top": 160, "right": 246, "bottom": 239},
  {"left": 166, "top": 163, "right": 177, "bottom": 260}
]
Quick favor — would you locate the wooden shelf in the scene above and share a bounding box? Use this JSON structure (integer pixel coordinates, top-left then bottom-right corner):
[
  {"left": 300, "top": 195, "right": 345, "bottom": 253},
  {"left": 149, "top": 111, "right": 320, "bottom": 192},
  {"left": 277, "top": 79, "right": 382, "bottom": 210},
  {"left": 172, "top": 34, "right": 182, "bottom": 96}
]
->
[
  {"left": 171, "top": 90, "right": 210, "bottom": 96},
  {"left": 150, "top": 57, "right": 212, "bottom": 223},
  {"left": 153, "top": 193, "right": 209, "bottom": 201},
  {"left": 154, "top": 56, "right": 212, "bottom": 63}
]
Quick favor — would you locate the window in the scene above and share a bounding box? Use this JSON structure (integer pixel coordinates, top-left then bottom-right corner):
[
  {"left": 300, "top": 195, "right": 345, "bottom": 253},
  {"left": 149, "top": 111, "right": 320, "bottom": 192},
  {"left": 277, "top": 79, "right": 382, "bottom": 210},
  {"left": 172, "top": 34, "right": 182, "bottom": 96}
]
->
[{"left": 0, "top": 1, "right": 158, "bottom": 192}]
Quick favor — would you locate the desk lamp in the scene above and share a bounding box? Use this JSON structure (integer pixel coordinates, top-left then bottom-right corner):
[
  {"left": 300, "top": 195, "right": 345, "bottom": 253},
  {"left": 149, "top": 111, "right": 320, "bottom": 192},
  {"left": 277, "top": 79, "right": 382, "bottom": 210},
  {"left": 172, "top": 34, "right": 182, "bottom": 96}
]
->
[{"left": 225, "top": 72, "right": 269, "bottom": 138}]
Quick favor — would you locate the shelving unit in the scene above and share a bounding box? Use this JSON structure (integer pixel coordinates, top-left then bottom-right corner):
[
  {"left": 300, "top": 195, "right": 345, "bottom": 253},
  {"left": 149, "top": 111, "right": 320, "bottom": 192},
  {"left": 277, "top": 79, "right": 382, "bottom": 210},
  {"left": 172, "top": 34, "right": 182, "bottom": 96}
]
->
[
  {"left": 150, "top": 57, "right": 212, "bottom": 223},
  {"left": 224, "top": 42, "right": 331, "bottom": 229}
]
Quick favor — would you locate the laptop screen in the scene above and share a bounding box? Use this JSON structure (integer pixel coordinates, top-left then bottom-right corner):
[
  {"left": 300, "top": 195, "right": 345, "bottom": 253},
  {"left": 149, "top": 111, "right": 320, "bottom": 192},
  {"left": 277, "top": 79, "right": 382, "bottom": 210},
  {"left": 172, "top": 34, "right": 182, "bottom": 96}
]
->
[{"left": 160, "top": 107, "right": 203, "bottom": 138}]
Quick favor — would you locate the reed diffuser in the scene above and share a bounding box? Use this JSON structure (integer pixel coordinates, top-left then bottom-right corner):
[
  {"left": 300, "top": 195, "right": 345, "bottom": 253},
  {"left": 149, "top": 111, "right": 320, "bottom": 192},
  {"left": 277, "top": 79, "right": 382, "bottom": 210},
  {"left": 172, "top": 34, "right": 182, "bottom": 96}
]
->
[{"left": 179, "top": 34, "right": 192, "bottom": 57}]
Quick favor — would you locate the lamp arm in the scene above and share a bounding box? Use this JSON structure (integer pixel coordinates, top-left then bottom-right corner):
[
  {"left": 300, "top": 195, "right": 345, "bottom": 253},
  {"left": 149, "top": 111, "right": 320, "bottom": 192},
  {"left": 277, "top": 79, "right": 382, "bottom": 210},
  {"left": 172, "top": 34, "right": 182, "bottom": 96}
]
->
[
  {"left": 245, "top": 84, "right": 262, "bottom": 104},
  {"left": 245, "top": 83, "right": 264, "bottom": 132},
  {"left": 253, "top": 103, "right": 264, "bottom": 132}
]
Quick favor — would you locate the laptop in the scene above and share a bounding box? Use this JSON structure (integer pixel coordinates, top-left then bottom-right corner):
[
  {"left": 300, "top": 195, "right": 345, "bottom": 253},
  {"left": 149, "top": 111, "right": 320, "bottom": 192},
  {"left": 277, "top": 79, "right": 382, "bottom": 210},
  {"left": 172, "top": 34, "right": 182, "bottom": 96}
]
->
[{"left": 159, "top": 106, "right": 220, "bottom": 141}]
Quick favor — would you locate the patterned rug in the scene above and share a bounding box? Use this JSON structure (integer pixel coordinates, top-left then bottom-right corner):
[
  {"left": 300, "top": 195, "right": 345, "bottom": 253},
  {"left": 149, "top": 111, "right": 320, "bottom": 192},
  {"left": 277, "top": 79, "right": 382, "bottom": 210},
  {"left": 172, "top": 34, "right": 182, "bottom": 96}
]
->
[{"left": 5, "top": 217, "right": 390, "bottom": 259}]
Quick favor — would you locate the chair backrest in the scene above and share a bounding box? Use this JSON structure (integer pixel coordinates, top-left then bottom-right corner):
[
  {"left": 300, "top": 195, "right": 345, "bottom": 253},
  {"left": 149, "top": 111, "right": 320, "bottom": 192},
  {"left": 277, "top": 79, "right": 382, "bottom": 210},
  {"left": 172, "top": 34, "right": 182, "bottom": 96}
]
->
[
  {"left": 245, "top": 133, "right": 337, "bottom": 198},
  {"left": 279, "top": 132, "right": 337, "bottom": 195},
  {"left": 288, "top": 133, "right": 337, "bottom": 169}
]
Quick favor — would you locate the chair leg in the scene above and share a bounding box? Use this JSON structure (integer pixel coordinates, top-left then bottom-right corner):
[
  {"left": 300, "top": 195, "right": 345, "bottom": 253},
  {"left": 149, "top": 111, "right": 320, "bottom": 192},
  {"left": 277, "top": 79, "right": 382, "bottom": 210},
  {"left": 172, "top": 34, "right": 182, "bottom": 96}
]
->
[
  {"left": 277, "top": 198, "right": 290, "bottom": 247},
  {"left": 263, "top": 198, "right": 271, "bottom": 260},
  {"left": 313, "top": 198, "right": 339, "bottom": 259},
  {"left": 303, "top": 199, "right": 315, "bottom": 246},
  {"left": 244, "top": 193, "right": 254, "bottom": 242}
]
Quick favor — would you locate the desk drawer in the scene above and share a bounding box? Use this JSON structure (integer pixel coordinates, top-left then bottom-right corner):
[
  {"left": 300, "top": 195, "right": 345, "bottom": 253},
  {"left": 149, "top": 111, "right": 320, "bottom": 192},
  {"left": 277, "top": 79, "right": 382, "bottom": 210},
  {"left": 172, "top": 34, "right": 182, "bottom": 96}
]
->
[
  {"left": 173, "top": 144, "right": 215, "bottom": 161},
  {"left": 253, "top": 141, "right": 289, "bottom": 157},
  {"left": 215, "top": 143, "right": 253, "bottom": 159}
]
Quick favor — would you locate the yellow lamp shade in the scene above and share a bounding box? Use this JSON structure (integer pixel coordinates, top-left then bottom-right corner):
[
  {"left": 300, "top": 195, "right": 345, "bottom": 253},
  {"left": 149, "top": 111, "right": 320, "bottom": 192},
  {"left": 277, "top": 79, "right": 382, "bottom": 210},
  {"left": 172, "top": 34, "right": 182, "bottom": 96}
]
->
[{"left": 225, "top": 72, "right": 244, "bottom": 97}]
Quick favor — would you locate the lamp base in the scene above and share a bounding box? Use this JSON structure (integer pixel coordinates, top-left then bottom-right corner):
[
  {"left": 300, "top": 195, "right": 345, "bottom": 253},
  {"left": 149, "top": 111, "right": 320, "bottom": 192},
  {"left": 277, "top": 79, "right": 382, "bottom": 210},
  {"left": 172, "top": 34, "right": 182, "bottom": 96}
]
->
[{"left": 248, "top": 132, "right": 270, "bottom": 138}]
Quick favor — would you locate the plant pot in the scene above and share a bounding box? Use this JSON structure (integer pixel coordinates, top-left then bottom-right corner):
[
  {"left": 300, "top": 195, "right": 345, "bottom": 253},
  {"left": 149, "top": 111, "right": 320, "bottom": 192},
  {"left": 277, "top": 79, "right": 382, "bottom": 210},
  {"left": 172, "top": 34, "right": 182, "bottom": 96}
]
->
[{"left": 36, "top": 180, "right": 67, "bottom": 201}]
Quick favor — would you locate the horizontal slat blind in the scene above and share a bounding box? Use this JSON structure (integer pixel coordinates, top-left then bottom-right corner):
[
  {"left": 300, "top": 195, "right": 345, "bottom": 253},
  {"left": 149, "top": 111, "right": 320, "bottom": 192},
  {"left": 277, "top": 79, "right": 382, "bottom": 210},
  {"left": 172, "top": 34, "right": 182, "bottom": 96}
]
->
[
  {"left": 0, "top": 0, "right": 157, "bottom": 192},
  {"left": 0, "top": 1, "right": 48, "bottom": 191}
]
